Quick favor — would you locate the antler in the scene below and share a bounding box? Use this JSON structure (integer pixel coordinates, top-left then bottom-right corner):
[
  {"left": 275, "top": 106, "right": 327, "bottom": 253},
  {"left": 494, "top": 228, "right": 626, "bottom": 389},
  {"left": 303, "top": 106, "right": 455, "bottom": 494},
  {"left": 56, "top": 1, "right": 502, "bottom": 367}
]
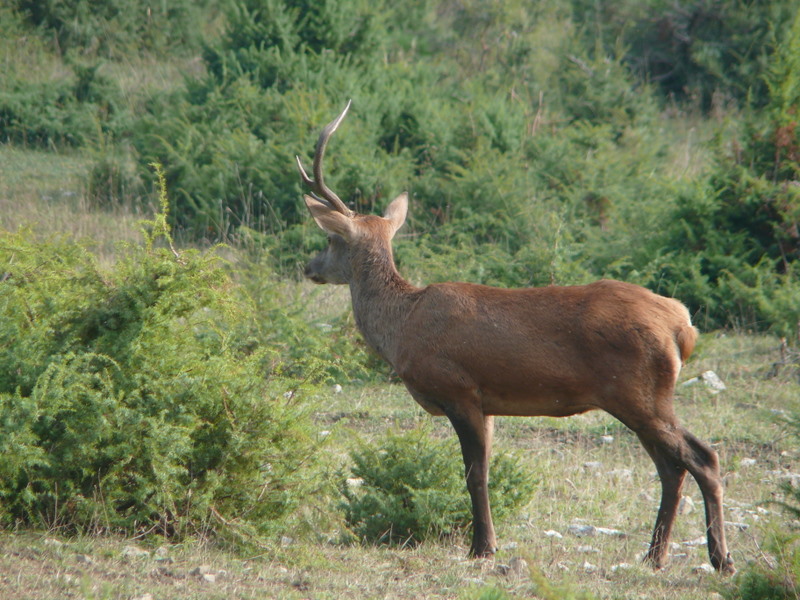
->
[{"left": 296, "top": 100, "right": 354, "bottom": 217}]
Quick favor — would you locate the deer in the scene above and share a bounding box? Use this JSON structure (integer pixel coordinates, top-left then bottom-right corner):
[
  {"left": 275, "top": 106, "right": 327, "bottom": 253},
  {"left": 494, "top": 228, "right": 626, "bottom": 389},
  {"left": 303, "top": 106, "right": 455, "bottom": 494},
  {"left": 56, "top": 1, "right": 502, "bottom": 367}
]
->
[{"left": 296, "top": 101, "right": 735, "bottom": 574}]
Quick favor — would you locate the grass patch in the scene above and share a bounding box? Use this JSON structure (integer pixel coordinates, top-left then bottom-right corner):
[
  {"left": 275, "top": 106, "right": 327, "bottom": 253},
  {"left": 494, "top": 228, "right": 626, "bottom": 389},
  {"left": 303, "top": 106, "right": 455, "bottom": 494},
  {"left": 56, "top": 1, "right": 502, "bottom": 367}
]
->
[{"left": 0, "top": 145, "right": 145, "bottom": 261}]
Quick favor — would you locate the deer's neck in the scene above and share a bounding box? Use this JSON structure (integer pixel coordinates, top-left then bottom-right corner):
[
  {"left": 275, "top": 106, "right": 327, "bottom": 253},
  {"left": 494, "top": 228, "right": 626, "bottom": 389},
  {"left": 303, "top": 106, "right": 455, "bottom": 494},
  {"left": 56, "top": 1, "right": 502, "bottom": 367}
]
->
[{"left": 348, "top": 244, "right": 418, "bottom": 365}]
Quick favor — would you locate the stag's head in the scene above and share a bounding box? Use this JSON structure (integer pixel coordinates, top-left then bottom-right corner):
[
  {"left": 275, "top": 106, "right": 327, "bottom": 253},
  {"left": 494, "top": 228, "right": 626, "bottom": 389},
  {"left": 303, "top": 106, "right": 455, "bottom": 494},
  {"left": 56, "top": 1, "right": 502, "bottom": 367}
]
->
[{"left": 297, "top": 101, "right": 407, "bottom": 285}]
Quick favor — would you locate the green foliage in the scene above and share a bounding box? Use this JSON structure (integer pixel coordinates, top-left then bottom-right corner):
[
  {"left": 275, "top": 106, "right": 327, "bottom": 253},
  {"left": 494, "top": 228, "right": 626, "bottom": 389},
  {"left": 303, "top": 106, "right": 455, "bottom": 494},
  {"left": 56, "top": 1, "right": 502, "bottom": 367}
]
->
[
  {"left": 0, "top": 60, "right": 125, "bottom": 148},
  {"left": 340, "top": 426, "right": 536, "bottom": 547},
  {"left": 0, "top": 178, "right": 327, "bottom": 542},
  {"left": 14, "top": 0, "right": 208, "bottom": 58},
  {"left": 649, "top": 8, "right": 800, "bottom": 335},
  {"left": 722, "top": 529, "right": 800, "bottom": 600},
  {"left": 233, "top": 239, "right": 390, "bottom": 384},
  {"left": 4, "top": 0, "right": 800, "bottom": 337},
  {"left": 617, "top": 0, "right": 798, "bottom": 109},
  {"left": 0, "top": 76, "right": 96, "bottom": 147}
]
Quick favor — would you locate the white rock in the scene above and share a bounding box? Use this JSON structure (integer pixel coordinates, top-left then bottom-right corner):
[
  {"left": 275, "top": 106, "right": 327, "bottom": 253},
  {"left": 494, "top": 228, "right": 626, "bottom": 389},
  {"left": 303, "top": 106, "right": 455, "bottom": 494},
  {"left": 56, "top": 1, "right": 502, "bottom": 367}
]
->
[
  {"left": 700, "top": 370, "right": 726, "bottom": 391},
  {"left": 782, "top": 473, "right": 800, "bottom": 488},
  {"left": 682, "top": 536, "right": 707, "bottom": 547},
  {"left": 692, "top": 563, "right": 715, "bottom": 574},
  {"left": 608, "top": 469, "right": 633, "bottom": 482},
  {"left": 122, "top": 545, "right": 150, "bottom": 558},
  {"left": 544, "top": 529, "right": 563, "bottom": 539},
  {"left": 678, "top": 495, "right": 695, "bottom": 515},
  {"left": 332, "top": 384, "right": 343, "bottom": 393},
  {"left": 596, "top": 527, "right": 626, "bottom": 537},
  {"left": 600, "top": 435, "right": 615, "bottom": 444},
  {"left": 739, "top": 458, "right": 757, "bottom": 468},
  {"left": 583, "top": 461, "right": 603, "bottom": 472},
  {"left": 576, "top": 545, "right": 598, "bottom": 553},
  {"left": 582, "top": 560, "right": 598, "bottom": 573},
  {"left": 611, "top": 563, "right": 633, "bottom": 572},
  {"left": 682, "top": 370, "right": 726, "bottom": 393},
  {"left": 502, "top": 542, "right": 519, "bottom": 551},
  {"left": 567, "top": 524, "right": 596, "bottom": 537}
]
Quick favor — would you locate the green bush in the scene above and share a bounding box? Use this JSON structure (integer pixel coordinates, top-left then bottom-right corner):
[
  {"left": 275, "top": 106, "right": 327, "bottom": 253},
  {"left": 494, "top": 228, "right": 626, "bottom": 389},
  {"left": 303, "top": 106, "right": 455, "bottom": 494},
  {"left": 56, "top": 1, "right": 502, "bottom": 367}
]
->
[
  {"left": 573, "top": 0, "right": 798, "bottom": 110},
  {"left": 0, "top": 76, "right": 97, "bottom": 147},
  {"left": 0, "top": 61, "right": 125, "bottom": 148},
  {"left": 341, "top": 425, "right": 536, "bottom": 547},
  {"left": 14, "top": 0, "right": 208, "bottom": 58},
  {"left": 722, "top": 528, "right": 799, "bottom": 600},
  {"left": 232, "top": 231, "right": 391, "bottom": 383},
  {"left": 0, "top": 176, "right": 327, "bottom": 542},
  {"left": 647, "top": 10, "right": 800, "bottom": 335}
]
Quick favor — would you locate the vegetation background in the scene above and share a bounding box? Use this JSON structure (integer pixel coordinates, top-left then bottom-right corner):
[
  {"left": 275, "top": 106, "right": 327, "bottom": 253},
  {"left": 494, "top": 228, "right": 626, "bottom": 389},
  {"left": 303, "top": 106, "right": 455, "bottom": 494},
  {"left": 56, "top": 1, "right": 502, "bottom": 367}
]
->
[{"left": 1, "top": 0, "right": 799, "bottom": 598}]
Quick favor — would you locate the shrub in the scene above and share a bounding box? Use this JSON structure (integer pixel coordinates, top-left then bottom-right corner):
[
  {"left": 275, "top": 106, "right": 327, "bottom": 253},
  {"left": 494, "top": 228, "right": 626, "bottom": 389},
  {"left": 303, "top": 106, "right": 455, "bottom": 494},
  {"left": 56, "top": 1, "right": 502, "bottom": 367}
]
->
[
  {"left": 232, "top": 230, "right": 391, "bottom": 383},
  {"left": 721, "top": 528, "right": 800, "bottom": 600},
  {"left": 341, "top": 425, "right": 536, "bottom": 547},
  {"left": 648, "top": 9, "right": 800, "bottom": 335},
  {"left": 0, "top": 60, "right": 125, "bottom": 149},
  {"left": 0, "top": 172, "right": 327, "bottom": 543},
  {"left": 14, "top": 0, "right": 208, "bottom": 58},
  {"left": 0, "top": 76, "right": 98, "bottom": 147},
  {"left": 574, "top": 0, "right": 799, "bottom": 111}
]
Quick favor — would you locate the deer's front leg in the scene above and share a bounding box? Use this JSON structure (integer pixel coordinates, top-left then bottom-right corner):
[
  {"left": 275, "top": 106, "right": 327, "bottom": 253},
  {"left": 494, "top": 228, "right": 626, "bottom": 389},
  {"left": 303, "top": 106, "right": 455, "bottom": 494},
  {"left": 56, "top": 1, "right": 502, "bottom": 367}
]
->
[{"left": 448, "top": 409, "right": 496, "bottom": 557}]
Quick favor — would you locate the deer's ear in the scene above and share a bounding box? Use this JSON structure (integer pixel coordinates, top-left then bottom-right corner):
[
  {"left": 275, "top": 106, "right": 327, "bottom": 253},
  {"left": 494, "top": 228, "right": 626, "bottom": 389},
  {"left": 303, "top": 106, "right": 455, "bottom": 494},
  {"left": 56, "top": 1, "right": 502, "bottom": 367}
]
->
[
  {"left": 383, "top": 193, "right": 408, "bottom": 237},
  {"left": 305, "top": 195, "right": 354, "bottom": 239}
]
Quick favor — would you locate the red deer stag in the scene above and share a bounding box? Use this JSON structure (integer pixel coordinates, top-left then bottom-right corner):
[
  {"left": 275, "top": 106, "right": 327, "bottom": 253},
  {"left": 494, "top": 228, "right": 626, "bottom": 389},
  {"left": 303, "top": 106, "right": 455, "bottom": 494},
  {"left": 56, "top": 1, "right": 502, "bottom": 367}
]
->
[{"left": 296, "top": 101, "right": 735, "bottom": 574}]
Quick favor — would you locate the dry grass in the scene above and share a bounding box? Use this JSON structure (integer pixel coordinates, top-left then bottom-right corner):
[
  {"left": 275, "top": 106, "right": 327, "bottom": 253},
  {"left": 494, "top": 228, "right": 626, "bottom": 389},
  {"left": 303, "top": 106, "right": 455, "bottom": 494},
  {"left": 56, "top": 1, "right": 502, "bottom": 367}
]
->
[{"left": 0, "top": 145, "right": 147, "bottom": 263}]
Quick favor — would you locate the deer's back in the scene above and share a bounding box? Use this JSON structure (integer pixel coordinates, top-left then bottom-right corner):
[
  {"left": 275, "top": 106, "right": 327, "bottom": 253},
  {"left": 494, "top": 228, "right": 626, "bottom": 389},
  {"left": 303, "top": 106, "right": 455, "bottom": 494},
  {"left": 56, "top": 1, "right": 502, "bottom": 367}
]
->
[{"left": 393, "top": 279, "right": 695, "bottom": 417}]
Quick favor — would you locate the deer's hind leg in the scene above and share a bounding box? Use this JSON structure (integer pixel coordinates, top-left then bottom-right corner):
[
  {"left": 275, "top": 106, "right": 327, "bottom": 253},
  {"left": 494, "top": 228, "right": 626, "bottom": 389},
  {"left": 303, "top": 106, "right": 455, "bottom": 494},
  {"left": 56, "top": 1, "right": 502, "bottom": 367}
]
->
[
  {"left": 637, "top": 434, "right": 687, "bottom": 569},
  {"left": 636, "top": 423, "right": 734, "bottom": 574}
]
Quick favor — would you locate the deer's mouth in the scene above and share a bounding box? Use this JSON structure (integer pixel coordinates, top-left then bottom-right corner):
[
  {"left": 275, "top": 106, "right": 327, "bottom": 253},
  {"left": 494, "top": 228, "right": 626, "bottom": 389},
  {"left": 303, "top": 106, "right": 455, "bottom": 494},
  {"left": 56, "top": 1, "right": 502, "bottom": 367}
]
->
[{"left": 305, "top": 269, "right": 326, "bottom": 284}]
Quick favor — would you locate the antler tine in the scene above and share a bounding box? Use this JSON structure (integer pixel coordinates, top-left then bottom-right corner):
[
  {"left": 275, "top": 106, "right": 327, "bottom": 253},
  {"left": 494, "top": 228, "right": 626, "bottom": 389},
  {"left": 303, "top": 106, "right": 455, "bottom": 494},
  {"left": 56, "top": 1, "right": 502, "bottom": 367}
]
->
[{"left": 296, "top": 100, "right": 353, "bottom": 216}]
